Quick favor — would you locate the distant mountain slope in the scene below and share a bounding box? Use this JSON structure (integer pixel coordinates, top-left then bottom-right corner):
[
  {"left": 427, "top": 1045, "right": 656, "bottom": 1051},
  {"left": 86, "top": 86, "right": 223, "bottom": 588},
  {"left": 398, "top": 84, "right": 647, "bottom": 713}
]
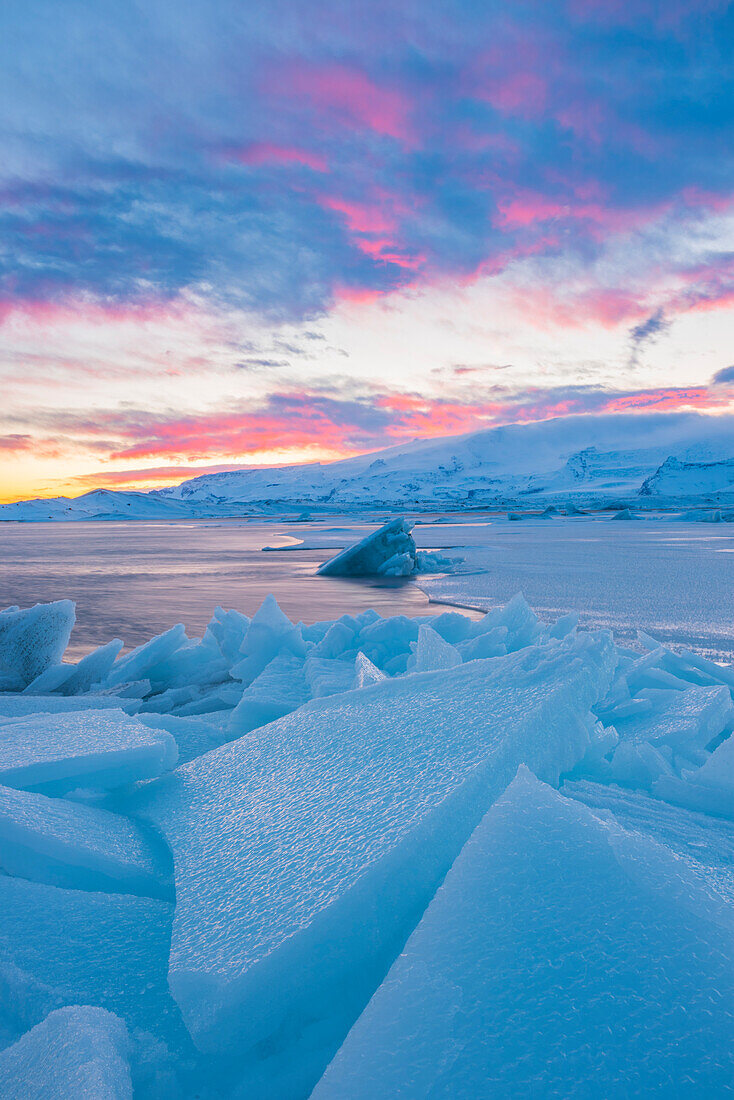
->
[
  {"left": 2, "top": 411, "right": 733, "bottom": 520},
  {"left": 640, "top": 456, "right": 734, "bottom": 499},
  {"left": 0, "top": 489, "right": 192, "bottom": 522},
  {"left": 157, "top": 411, "right": 734, "bottom": 511}
]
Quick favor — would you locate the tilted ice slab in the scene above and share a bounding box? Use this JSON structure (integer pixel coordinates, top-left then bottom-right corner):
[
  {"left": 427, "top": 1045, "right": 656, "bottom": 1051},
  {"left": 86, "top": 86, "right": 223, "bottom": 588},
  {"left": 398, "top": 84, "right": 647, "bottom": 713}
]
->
[
  {"left": 0, "top": 784, "right": 171, "bottom": 898},
  {"left": 0, "top": 694, "right": 135, "bottom": 720},
  {"left": 0, "top": 1006, "right": 132, "bottom": 1100},
  {"left": 103, "top": 623, "right": 188, "bottom": 688},
  {"left": 613, "top": 684, "right": 732, "bottom": 752},
  {"left": 653, "top": 732, "right": 734, "bottom": 819},
  {"left": 0, "top": 877, "right": 186, "bottom": 1051},
  {"left": 313, "top": 769, "right": 734, "bottom": 1098},
  {"left": 0, "top": 602, "right": 75, "bottom": 692},
  {"left": 140, "top": 630, "right": 614, "bottom": 1087},
  {"left": 317, "top": 517, "right": 417, "bottom": 577},
  {"left": 564, "top": 778, "right": 734, "bottom": 905},
  {"left": 228, "top": 651, "right": 309, "bottom": 737},
  {"left": 229, "top": 594, "right": 306, "bottom": 687},
  {"left": 24, "top": 639, "right": 124, "bottom": 696},
  {"left": 0, "top": 709, "right": 177, "bottom": 794},
  {"left": 407, "top": 625, "right": 461, "bottom": 673}
]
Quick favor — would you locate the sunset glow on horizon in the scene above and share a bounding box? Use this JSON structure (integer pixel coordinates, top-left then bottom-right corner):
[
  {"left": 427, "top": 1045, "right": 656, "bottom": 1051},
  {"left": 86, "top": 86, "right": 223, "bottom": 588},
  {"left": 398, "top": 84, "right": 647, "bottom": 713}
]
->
[{"left": 2, "top": 1, "right": 734, "bottom": 502}]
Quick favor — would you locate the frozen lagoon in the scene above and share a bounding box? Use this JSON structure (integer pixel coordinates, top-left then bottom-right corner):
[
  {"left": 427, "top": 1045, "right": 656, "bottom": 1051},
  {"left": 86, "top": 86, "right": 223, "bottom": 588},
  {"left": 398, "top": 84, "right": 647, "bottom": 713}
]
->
[
  {"left": 0, "top": 513, "right": 731, "bottom": 660},
  {"left": 0, "top": 512, "right": 733, "bottom": 1096}
]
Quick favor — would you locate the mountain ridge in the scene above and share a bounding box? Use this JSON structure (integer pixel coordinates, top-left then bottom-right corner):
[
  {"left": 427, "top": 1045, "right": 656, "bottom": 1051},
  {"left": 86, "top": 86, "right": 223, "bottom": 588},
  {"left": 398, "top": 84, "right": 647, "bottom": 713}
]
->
[{"left": 3, "top": 411, "right": 733, "bottom": 520}]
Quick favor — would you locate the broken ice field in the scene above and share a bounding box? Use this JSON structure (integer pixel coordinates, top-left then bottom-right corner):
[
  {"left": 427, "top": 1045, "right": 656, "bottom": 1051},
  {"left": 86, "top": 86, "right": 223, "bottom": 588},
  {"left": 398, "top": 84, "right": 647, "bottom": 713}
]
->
[{"left": 0, "top": 587, "right": 732, "bottom": 1098}]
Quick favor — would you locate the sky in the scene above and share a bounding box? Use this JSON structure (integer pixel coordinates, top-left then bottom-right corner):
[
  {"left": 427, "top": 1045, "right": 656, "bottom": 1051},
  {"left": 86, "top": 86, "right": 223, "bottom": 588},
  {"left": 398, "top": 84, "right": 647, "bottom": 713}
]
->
[{"left": 1, "top": 0, "right": 734, "bottom": 503}]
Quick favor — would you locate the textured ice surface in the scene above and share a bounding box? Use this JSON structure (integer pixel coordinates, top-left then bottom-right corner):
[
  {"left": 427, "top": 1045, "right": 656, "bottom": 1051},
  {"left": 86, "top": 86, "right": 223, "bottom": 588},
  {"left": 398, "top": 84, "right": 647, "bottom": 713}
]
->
[
  {"left": 104, "top": 624, "right": 188, "bottom": 688},
  {"left": 563, "top": 779, "right": 734, "bottom": 904},
  {"left": 140, "top": 630, "right": 614, "bottom": 1090},
  {"left": 313, "top": 768, "right": 734, "bottom": 1098},
  {"left": 407, "top": 625, "right": 461, "bottom": 673},
  {"left": 0, "top": 1006, "right": 132, "bottom": 1100},
  {"left": 0, "top": 784, "right": 170, "bottom": 897},
  {"left": 653, "top": 733, "right": 734, "bottom": 818},
  {"left": 0, "top": 602, "right": 75, "bottom": 691},
  {"left": 230, "top": 595, "right": 305, "bottom": 686},
  {"left": 0, "top": 709, "right": 178, "bottom": 793},
  {"left": 613, "top": 685, "right": 732, "bottom": 751},
  {"left": 0, "top": 695, "right": 133, "bottom": 719},
  {"left": 317, "top": 518, "right": 417, "bottom": 577},
  {"left": 353, "top": 651, "right": 386, "bottom": 688},
  {"left": 0, "top": 877, "right": 186, "bottom": 1049},
  {"left": 304, "top": 653, "right": 356, "bottom": 698}
]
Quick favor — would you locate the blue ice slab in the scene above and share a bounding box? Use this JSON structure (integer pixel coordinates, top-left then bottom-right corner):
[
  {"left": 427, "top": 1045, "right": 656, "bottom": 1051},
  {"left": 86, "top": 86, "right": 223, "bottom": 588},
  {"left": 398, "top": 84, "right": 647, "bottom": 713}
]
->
[
  {"left": 139, "top": 630, "right": 614, "bottom": 1094},
  {"left": 314, "top": 769, "right": 734, "bottom": 1097}
]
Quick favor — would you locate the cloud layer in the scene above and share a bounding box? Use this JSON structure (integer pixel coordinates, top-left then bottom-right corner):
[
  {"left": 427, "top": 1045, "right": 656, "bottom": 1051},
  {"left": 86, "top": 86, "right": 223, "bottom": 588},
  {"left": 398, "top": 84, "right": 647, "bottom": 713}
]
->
[{"left": 1, "top": 0, "right": 733, "bottom": 498}]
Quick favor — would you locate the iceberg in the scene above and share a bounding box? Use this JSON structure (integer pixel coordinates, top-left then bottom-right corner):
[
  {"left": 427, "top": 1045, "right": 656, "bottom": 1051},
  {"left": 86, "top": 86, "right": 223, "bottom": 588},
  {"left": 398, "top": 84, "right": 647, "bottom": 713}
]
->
[
  {"left": 138, "top": 629, "right": 614, "bottom": 1093},
  {"left": 0, "top": 602, "right": 75, "bottom": 692},
  {"left": 313, "top": 768, "right": 734, "bottom": 1098},
  {"left": 0, "top": 1006, "right": 132, "bottom": 1100},
  {"left": 0, "top": 709, "right": 178, "bottom": 794},
  {"left": 317, "top": 518, "right": 417, "bottom": 577}
]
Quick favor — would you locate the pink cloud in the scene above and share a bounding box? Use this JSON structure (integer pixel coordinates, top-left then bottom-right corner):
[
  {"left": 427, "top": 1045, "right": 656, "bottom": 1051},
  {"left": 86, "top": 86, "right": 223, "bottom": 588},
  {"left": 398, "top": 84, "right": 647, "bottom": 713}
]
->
[
  {"left": 479, "top": 71, "right": 548, "bottom": 118},
  {"left": 224, "top": 142, "right": 328, "bottom": 172},
  {"left": 266, "top": 63, "right": 414, "bottom": 143},
  {"left": 0, "top": 296, "right": 180, "bottom": 329},
  {"left": 319, "top": 196, "right": 395, "bottom": 236}
]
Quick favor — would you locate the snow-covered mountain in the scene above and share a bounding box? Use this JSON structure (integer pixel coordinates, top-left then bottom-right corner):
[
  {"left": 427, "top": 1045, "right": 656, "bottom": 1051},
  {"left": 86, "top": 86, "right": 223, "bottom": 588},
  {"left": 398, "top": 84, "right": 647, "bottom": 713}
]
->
[
  {"left": 2, "top": 411, "right": 733, "bottom": 520},
  {"left": 0, "top": 488, "right": 192, "bottom": 522}
]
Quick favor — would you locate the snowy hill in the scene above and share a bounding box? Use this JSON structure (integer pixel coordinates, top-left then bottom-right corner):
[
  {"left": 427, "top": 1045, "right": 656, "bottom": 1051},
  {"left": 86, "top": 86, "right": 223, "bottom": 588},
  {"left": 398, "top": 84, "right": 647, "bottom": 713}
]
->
[
  {"left": 2, "top": 411, "right": 733, "bottom": 519},
  {"left": 640, "top": 456, "right": 734, "bottom": 500},
  {"left": 156, "top": 411, "right": 734, "bottom": 512},
  {"left": 0, "top": 488, "right": 192, "bottom": 522}
]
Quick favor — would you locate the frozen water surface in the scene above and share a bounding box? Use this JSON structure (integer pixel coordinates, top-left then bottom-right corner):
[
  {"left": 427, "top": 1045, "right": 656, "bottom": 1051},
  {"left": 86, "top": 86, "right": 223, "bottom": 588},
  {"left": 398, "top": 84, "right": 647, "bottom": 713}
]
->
[
  {"left": 0, "top": 513, "right": 731, "bottom": 1096},
  {"left": 0, "top": 521, "right": 469, "bottom": 660},
  {"left": 415, "top": 516, "right": 734, "bottom": 660}
]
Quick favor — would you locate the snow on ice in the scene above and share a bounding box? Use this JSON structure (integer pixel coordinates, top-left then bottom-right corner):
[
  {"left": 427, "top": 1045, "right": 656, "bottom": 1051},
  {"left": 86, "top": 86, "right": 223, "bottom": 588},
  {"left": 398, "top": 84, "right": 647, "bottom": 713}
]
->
[{"left": 0, "top": 593, "right": 732, "bottom": 1096}]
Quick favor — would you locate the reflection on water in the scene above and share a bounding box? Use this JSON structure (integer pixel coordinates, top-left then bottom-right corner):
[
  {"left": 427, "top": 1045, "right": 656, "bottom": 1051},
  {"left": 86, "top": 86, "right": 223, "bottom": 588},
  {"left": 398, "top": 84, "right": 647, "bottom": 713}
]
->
[{"left": 0, "top": 520, "right": 453, "bottom": 659}]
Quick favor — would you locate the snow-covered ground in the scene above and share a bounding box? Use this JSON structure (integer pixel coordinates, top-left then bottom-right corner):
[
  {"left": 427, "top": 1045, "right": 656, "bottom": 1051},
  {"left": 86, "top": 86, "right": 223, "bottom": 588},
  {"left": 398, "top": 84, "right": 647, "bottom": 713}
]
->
[
  {"left": 2, "top": 411, "right": 733, "bottom": 520},
  {"left": 1, "top": 531, "right": 733, "bottom": 1096}
]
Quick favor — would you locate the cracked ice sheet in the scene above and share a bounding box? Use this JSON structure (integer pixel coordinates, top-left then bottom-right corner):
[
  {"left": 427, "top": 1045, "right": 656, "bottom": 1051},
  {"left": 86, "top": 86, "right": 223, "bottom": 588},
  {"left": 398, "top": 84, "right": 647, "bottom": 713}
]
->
[
  {"left": 313, "top": 769, "right": 734, "bottom": 1098},
  {"left": 137, "top": 630, "right": 614, "bottom": 1095}
]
